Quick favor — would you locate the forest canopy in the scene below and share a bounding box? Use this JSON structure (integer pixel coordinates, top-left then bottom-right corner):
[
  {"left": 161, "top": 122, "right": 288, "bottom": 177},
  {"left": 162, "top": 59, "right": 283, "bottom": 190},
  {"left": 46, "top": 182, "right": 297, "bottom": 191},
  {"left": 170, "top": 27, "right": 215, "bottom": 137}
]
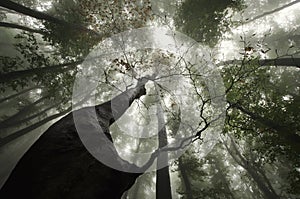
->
[{"left": 0, "top": 0, "right": 299, "bottom": 198}]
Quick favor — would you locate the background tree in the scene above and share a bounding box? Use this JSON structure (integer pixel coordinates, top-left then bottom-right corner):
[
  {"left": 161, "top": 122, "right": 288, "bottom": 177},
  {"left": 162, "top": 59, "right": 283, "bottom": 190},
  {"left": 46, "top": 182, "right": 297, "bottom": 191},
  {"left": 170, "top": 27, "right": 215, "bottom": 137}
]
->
[{"left": 1, "top": 0, "right": 300, "bottom": 198}]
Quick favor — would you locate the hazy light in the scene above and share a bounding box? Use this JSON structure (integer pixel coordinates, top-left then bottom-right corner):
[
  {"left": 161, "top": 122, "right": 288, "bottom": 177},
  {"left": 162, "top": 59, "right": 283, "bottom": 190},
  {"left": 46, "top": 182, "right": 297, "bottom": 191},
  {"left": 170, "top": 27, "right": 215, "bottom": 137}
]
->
[{"left": 36, "top": 1, "right": 53, "bottom": 12}]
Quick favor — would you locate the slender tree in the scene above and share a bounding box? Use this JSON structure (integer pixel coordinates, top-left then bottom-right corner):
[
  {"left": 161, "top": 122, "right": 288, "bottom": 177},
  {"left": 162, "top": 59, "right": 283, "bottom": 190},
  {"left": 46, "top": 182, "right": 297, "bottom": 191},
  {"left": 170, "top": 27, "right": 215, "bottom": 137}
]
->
[
  {"left": 223, "top": 136, "right": 280, "bottom": 199},
  {"left": 0, "top": 60, "right": 82, "bottom": 83},
  {"left": 156, "top": 101, "right": 172, "bottom": 199},
  {"left": 2, "top": 100, "right": 62, "bottom": 129},
  {"left": 0, "top": 21, "right": 46, "bottom": 35},
  {"left": 218, "top": 58, "right": 300, "bottom": 68},
  {"left": 0, "top": 0, "right": 101, "bottom": 37},
  {"left": 243, "top": 0, "right": 300, "bottom": 24},
  {"left": 0, "top": 85, "right": 40, "bottom": 103},
  {"left": 0, "top": 95, "right": 49, "bottom": 129},
  {"left": 178, "top": 157, "right": 193, "bottom": 199}
]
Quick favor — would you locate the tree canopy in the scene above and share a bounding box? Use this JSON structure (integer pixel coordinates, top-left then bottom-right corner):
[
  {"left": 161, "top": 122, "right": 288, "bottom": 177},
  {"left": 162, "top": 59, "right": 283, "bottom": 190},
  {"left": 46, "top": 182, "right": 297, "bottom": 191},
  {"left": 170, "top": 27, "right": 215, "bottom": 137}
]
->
[{"left": 0, "top": 0, "right": 299, "bottom": 198}]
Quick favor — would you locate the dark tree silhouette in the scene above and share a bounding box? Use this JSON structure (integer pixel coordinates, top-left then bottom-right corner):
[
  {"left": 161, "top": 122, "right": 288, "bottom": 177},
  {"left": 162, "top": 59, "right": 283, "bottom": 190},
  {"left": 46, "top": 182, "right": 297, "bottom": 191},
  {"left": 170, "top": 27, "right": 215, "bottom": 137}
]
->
[
  {"left": 0, "top": 0, "right": 100, "bottom": 37},
  {"left": 0, "top": 77, "right": 149, "bottom": 199},
  {"left": 0, "top": 21, "right": 46, "bottom": 35},
  {"left": 218, "top": 58, "right": 300, "bottom": 68},
  {"left": 0, "top": 60, "right": 83, "bottom": 83}
]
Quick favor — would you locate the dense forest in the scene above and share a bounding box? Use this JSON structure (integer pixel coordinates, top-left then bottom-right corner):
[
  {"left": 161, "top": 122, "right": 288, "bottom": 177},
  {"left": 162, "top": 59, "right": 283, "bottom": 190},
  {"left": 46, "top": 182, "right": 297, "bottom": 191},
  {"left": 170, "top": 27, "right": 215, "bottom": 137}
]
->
[{"left": 0, "top": 0, "right": 299, "bottom": 198}]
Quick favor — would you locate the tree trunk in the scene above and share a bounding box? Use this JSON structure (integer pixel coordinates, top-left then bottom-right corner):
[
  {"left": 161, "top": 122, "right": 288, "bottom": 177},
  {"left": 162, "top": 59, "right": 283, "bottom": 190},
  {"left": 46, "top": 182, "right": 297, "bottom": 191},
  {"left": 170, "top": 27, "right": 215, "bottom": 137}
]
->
[
  {"left": 0, "top": 78, "right": 148, "bottom": 198},
  {"left": 0, "top": 60, "right": 82, "bottom": 83},
  {"left": 0, "top": 86, "right": 40, "bottom": 103},
  {"left": 178, "top": 157, "right": 193, "bottom": 199},
  {"left": 229, "top": 101, "right": 300, "bottom": 154},
  {"left": 0, "top": 106, "right": 71, "bottom": 147},
  {"left": 218, "top": 58, "right": 300, "bottom": 68},
  {"left": 224, "top": 136, "right": 280, "bottom": 199},
  {"left": 243, "top": 0, "right": 300, "bottom": 25},
  {"left": 121, "top": 190, "right": 128, "bottom": 199},
  {"left": 156, "top": 103, "right": 172, "bottom": 199},
  {"left": 131, "top": 178, "right": 141, "bottom": 199},
  {"left": 0, "top": 95, "right": 49, "bottom": 129},
  {"left": 245, "top": 166, "right": 280, "bottom": 199},
  {"left": 0, "top": 0, "right": 100, "bottom": 37},
  {"left": 210, "top": 156, "right": 235, "bottom": 199},
  {"left": 2, "top": 100, "right": 62, "bottom": 129},
  {"left": 0, "top": 21, "right": 46, "bottom": 35}
]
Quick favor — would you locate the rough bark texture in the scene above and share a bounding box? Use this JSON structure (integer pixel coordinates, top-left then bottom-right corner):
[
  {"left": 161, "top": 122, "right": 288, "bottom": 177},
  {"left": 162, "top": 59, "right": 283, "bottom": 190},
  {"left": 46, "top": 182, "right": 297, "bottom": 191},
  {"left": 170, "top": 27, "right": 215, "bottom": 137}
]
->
[{"left": 0, "top": 79, "right": 148, "bottom": 199}]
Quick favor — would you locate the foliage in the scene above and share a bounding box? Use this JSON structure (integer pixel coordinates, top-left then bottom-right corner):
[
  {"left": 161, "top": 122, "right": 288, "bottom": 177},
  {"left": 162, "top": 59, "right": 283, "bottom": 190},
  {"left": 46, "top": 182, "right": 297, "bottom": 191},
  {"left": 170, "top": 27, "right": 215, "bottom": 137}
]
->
[
  {"left": 174, "top": 0, "right": 245, "bottom": 47},
  {"left": 0, "top": 1, "right": 300, "bottom": 198},
  {"left": 43, "top": 0, "right": 153, "bottom": 58},
  {"left": 222, "top": 57, "right": 300, "bottom": 195}
]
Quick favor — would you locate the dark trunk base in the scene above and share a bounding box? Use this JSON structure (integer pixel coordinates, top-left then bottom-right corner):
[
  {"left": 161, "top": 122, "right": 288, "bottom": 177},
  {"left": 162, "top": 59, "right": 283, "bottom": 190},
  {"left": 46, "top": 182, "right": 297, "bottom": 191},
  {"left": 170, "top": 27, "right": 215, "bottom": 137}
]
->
[{"left": 0, "top": 110, "right": 140, "bottom": 199}]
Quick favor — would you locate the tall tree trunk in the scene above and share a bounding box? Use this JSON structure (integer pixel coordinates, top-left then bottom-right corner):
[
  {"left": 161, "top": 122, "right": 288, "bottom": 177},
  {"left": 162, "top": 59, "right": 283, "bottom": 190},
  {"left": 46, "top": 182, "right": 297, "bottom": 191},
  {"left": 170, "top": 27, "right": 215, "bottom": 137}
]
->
[
  {"left": 229, "top": 101, "right": 300, "bottom": 153},
  {"left": 244, "top": 165, "right": 280, "bottom": 199},
  {"left": 243, "top": 0, "right": 300, "bottom": 25},
  {"left": 218, "top": 58, "right": 300, "bottom": 68},
  {"left": 0, "top": 95, "right": 49, "bottom": 129},
  {"left": 178, "top": 157, "right": 193, "bottom": 199},
  {"left": 2, "top": 100, "right": 62, "bottom": 129},
  {"left": 0, "top": 60, "right": 82, "bottom": 83},
  {"left": 0, "top": 21, "right": 46, "bottom": 35},
  {"left": 125, "top": 139, "right": 143, "bottom": 199},
  {"left": 0, "top": 85, "right": 40, "bottom": 103},
  {"left": 156, "top": 103, "right": 172, "bottom": 199},
  {"left": 0, "top": 78, "right": 148, "bottom": 198},
  {"left": 0, "top": 0, "right": 100, "bottom": 37},
  {"left": 248, "top": 150, "right": 278, "bottom": 197},
  {"left": 223, "top": 136, "right": 280, "bottom": 199},
  {"left": 210, "top": 156, "right": 235, "bottom": 199},
  {"left": 0, "top": 105, "right": 71, "bottom": 147}
]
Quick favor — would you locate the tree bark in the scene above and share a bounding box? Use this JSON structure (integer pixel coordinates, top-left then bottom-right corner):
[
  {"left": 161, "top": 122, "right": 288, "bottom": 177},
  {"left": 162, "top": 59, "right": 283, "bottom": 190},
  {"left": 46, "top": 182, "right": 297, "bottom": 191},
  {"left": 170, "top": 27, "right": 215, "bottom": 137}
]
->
[
  {"left": 243, "top": 0, "right": 300, "bottom": 25},
  {"left": 156, "top": 103, "right": 172, "bottom": 199},
  {"left": 0, "top": 0, "right": 100, "bottom": 37},
  {"left": 0, "top": 21, "right": 46, "bottom": 35},
  {"left": 0, "top": 78, "right": 148, "bottom": 198},
  {"left": 218, "top": 58, "right": 300, "bottom": 68}
]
